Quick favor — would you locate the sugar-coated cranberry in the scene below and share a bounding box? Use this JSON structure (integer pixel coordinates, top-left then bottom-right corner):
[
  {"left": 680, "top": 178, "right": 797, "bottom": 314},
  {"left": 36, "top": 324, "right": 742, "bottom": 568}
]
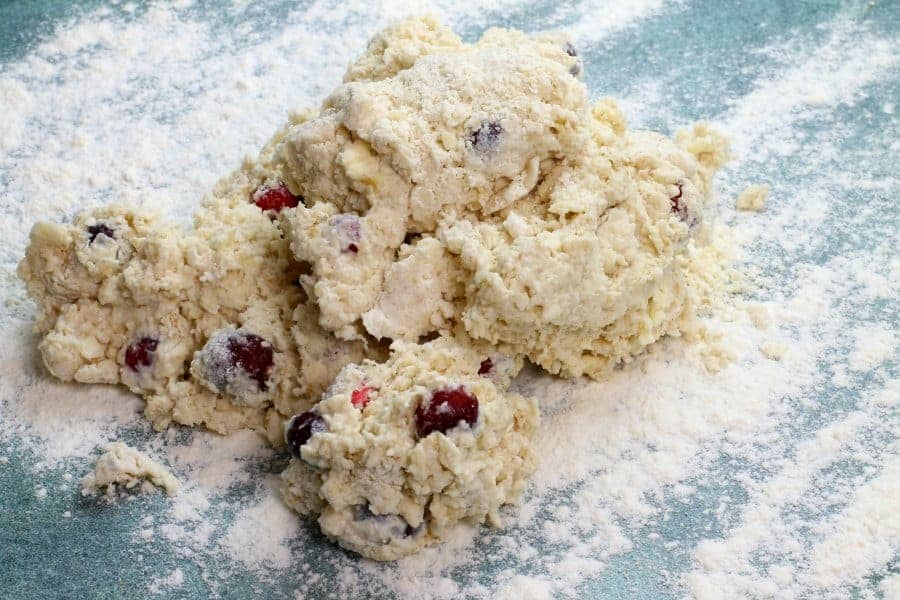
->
[
  {"left": 351, "top": 386, "right": 376, "bottom": 409},
  {"left": 670, "top": 183, "right": 687, "bottom": 220},
  {"left": 124, "top": 337, "right": 158, "bottom": 372},
  {"left": 414, "top": 387, "right": 479, "bottom": 439},
  {"left": 332, "top": 214, "right": 361, "bottom": 254},
  {"left": 478, "top": 359, "right": 493, "bottom": 375},
  {"left": 87, "top": 223, "right": 115, "bottom": 244},
  {"left": 202, "top": 330, "right": 274, "bottom": 392},
  {"left": 469, "top": 121, "right": 503, "bottom": 153},
  {"left": 285, "top": 410, "right": 326, "bottom": 458},
  {"left": 253, "top": 182, "right": 302, "bottom": 212}
]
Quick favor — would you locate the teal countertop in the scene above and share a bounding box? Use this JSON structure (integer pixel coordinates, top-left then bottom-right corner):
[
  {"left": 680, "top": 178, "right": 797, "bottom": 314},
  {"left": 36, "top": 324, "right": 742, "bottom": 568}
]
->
[{"left": 1, "top": 1, "right": 897, "bottom": 598}]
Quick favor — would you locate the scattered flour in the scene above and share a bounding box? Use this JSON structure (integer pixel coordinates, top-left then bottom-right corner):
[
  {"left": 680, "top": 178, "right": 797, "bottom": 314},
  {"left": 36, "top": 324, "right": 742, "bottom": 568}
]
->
[
  {"left": 848, "top": 324, "right": 896, "bottom": 372},
  {"left": 149, "top": 568, "right": 185, "bottom": 594},
  {"left": 0, "top": 2, "right": 896, "bottom": 599},
  {"left": 220, "top": 479, "right": 301, "bottom": 571}
]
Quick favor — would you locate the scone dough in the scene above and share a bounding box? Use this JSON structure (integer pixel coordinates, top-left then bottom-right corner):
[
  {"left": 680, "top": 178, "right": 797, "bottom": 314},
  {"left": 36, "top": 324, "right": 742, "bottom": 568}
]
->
[
  {"left": 281, "top": 337, "right": 536, "bottom": 560},
  {"left": 18, "top": 121, "right": 378, "bottom": 445},
  {"left": 18, "top": 16, "right": 733, "bottom": 561},
  {"left": 277, "top": 18, "right": 728, "bottom": 378},
  {"left": 82, "top": 442, "right": 180, "bottom": 498}
]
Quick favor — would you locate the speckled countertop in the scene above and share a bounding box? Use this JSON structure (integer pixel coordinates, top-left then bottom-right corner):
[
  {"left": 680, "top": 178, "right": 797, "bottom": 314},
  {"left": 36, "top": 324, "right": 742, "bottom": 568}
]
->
[{"left": 0, "top": 1, "right": 897, "bottom": 598}]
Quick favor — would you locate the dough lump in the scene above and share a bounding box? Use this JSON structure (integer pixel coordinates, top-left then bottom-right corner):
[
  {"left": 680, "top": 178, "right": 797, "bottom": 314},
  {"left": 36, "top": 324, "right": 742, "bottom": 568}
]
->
[
  {"left": 82, "top": 442, "right": 180, "bottom": 498},
  {"left": 281, "top": 337, "right": 535, "bottom": 561},
  {"left": 18, "top": 15, "right": 733, "bottom": 561}
]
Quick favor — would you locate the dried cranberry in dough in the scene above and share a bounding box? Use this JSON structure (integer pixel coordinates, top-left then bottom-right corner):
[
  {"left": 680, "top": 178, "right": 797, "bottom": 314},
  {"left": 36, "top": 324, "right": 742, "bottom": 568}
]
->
[
  {"left": 415, "top": 386, "right": 479, "bottom": 438},
  {"left": 124, "top": 337, "right": 158, "bottom": 372}
]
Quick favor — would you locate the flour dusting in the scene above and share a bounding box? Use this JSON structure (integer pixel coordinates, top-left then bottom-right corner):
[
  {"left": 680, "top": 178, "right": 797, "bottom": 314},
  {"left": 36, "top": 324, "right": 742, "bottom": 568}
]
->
[{"left": 0, "top": 1, "right": 896, "bottom": 598}]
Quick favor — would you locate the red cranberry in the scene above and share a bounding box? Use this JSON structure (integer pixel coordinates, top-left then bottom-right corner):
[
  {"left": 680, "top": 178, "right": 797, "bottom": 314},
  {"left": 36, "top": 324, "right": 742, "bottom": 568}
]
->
[
  {"left": 414, "top": 387, "right": 479, "bottom": 439},
  {"left": 469, "top": 121, "right": 503, "bottom": 153},
  {"left": 670, "top": 183, "right": 687, "bottom": 220},
  {"left": 350, "top": 386, "right": 376, "bottom": 409},
  {"left": 124, "top": 337, "right": 158, "bottom": 372},
  {"left": 478, "top": 359, "right": 493, "bottom": 375},
  {"left": 87, "top": 223, "right": 115, "bottom": 244},
  {"left": 253, "top": 182, "right": 302, "bottom": 213},
  {"left": 285, "top": 410, "right": 326, "bottom": 458},
  {"left": 202, "top": 330, "right": 274, "bottom": 392}
]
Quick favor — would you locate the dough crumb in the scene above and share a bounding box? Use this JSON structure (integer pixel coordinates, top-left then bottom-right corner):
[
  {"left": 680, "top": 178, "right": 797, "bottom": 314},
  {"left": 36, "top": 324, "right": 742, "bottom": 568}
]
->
[
  {"left": 81, "top": 442, "right": 180, "bottom": 499},
  {"left": 746, "top": 303, "right": 771, "bottom": 329},
  {"left": 735, "top": 184, "right": 769, "bottom": 211},
  {"left": 761, "top": 340, "right": 788, "bottom": 361}
]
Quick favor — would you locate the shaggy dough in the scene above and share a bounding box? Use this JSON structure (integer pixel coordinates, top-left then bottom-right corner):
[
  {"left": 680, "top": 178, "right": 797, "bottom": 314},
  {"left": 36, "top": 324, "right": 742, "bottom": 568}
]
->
[
  {"left": 281, "top": 337, "right": 535, "bottom": 560},
  {"left": 278, "top": 17, "right": 728, "bottom": 379},
  {"left": 18, "top": 16, "right": 733, "bottom": 560},
  {"left": 82, "top": 442, "right": 180, "bottom": 498},
  {"left": 18, "top": 119, "right": 377, "bottom": 446}
]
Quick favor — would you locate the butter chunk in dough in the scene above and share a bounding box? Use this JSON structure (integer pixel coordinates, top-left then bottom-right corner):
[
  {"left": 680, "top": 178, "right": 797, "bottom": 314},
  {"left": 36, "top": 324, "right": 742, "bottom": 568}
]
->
[{"left": 280, "top": 338, "right": 536, "bottom": 560}]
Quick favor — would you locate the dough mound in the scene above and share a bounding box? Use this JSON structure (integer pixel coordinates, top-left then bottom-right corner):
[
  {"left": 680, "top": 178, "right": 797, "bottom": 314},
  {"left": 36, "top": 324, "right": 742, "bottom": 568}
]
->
[
  {"left": 18, "top": 16, "right": 732, "bottom": 561},
  {"left": 278, "top": 18, "right": 728, "bottom": 379},
  {"left": 281, "top": 337, "right": 536, "bottom": 561},
  {"left": 17, "top": 126, "right": 376, "bottom": 445}
]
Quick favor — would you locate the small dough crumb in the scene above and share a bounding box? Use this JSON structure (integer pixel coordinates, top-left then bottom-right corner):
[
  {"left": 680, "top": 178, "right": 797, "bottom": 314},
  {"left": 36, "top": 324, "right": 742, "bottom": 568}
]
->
[
  {"left": 761, "top": 340, "right": 788, "bottom": 361},
  {"left": 81, "top": 442, "right": 180, "bottom": 498},
  {"left": 746, "top": 303, "right": 771, "bottom": 329},
  {"left": 736, "top": 184, "right": 769, "bottom": 211}
]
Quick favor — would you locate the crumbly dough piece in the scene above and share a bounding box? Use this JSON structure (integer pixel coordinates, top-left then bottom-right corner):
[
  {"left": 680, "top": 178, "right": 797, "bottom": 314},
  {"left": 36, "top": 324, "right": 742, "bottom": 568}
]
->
[
  {"left": 82, "top": 442, "right": 180, "bottom": 498},
  {"left": 17, "top": 118, "right": 374, "bottom": 445},
  {"left": 736, "top": 184, "right": 769, "bottom": 211},
  {"left": 281, "top": 337, "right": 535, "bottom": 560},
  {"left": 278, "top": 18, "right": 729, "bottom": 379},
  {"left": 279, "top": 21, "right": 586, "bottom": 339}
]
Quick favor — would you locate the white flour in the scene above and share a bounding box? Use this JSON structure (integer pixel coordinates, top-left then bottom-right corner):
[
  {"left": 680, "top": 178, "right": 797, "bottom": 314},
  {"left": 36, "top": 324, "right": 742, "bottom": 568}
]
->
[{"left": 0, "top": 1, "right": 896, "bottom": 599}]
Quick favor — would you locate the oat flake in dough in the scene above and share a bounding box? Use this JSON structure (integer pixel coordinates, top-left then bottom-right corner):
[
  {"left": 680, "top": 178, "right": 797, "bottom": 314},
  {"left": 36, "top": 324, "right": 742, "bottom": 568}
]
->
[{"left": 18, "top": 16, "right": 732, "bottom": 560}]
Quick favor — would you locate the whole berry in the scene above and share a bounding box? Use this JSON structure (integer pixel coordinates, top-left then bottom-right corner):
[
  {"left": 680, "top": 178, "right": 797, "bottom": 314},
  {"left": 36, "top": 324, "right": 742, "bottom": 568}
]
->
[{"left": 415, "top": 387, "right": 479, "bottom": 439}]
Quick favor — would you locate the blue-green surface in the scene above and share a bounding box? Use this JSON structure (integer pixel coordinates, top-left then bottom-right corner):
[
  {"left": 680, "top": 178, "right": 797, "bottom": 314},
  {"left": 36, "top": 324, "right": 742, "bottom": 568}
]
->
[{"left": 1, "top": 1, "right": 898, "bottom": 598}]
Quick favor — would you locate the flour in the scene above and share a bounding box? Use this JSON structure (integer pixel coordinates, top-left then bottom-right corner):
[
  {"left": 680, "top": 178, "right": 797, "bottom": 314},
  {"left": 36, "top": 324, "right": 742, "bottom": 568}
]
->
[
  {"left": 0, "top": 1, "right": 897, "bottom": 598},
  {"left": 848, "top": 324, "right": 896, "bottom": 372},
  {"left": 149, "top": 568, "right": 185, "bottom": 594},
  {"left": 220, "top": 479, "right": 301, "bottom": 570}
]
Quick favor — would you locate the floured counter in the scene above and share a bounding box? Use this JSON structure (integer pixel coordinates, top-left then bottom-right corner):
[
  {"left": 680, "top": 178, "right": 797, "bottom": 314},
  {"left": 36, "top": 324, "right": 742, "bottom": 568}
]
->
[{"left": 0, "top": 1, "right": 897, "bottom": 598}]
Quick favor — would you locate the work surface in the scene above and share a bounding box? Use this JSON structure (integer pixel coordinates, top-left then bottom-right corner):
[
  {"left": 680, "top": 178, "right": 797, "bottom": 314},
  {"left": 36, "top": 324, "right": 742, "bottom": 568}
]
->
[{"left": 0, "top": 1, "right": 897, "bottom": 598}]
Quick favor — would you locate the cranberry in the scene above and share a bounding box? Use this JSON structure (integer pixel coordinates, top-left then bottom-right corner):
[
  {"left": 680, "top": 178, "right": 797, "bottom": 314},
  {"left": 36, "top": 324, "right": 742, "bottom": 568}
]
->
[
  {"left": 350, "top": 386, "right": 375, "bottom": 409},
  {"left": 414, "top": 387, "right": 479, "bottom": 439},
  {"left": 253, "top": 182, "right": 302, "bottom": 213},
  {"left": 124, "top": 337, "right": 158, "bottom": 372},
  {"left": 564, "top": 41, "right": 577, "bottom": 57},
  {"left": 670, "top": 183, "right": 687, "bottom": 220},
  {"left": 468, "top": 121, "right": 503, "bottom": 153},
  {"left": 478, "top": 359, "right": 493, "bottom": 375},
  {"left": 332, "top": 214, "right": 361, "bottom": 254},
  {"left": 202, "top": 330, "right": 274, "bottom": 392},
  {"left": 285, "top": 410, "right": 326, "bottom": 458},
  {"left": 87, "top": 223, "right": 115, "bottom": 244}
]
